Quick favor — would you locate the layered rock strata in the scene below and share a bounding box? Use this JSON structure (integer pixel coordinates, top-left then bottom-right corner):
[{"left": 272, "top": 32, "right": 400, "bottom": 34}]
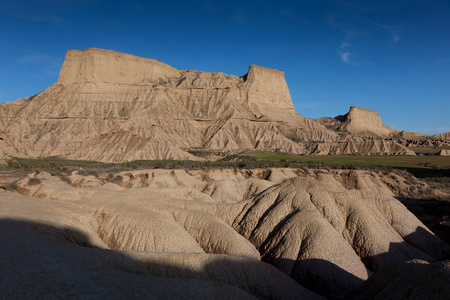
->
[{"left": 0, "top": 48, "right": 419, "bottom": 162}]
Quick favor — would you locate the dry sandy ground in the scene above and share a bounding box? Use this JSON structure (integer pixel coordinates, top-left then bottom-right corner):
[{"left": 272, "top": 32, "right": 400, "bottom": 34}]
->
[{"left": 1, "top": 168, "right": 449, "bottom": 299}]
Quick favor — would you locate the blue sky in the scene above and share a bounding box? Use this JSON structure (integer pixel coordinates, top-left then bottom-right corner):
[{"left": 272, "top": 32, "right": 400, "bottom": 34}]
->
[{"left": 1, "top": 0, "right": 449, "bottom": 134}]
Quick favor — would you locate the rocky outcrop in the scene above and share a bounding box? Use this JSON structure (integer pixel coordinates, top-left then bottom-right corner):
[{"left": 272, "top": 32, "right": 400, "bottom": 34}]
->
[
  {"left": 0, "top": 48, "right": 423, "bottom": 162},
  {"left": 231, "top": 176, "right": 447, "bottom": 298},
  {"left": 330, "top": 106, "right": 397, "bottom": 137},
  {"left": 2, "top": 168, "right": 448, "bottom": 299},
  {"left": 434, "top": 132, "right": 450, "bottom": 141},
  {"left": 394, "top": 131, "right": 450, "bottom": 148},
  {"left": 439, "top": 149, "right": 450, "bottom": 156},
  {"left": 309, "top": 138, "right": 415, "bottom": 156}
]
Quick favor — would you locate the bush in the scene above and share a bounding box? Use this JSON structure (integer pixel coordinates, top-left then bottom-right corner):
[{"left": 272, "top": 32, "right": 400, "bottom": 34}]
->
[
  {"left": 59, "top": 176, "right": 71, "bottom": 185},
  {"left": 87, "top": 170, "right": 99, "bottom": 178},
  {"left": 5, "top": 183, "right": 18, "bottom": 191},
  {"left": 106, "top": 173, "right": 115, "bottom": 182},
  {"left": 303, "top": 167, "right": 310, "bottom": 175},
  {"left": 27, "top": 178, "right": 42, "bottom": 186},
  {"left": 110, "top": 175, "right": 123, "bottom": 184}
]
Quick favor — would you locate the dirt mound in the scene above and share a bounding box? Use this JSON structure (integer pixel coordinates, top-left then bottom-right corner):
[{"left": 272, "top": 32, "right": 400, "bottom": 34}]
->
[
  {"left": 439, "top": 149, "right": 450, "bottom": 156},
  {"left": 2, "top": 168, "right": 448, "bottom": 298}
]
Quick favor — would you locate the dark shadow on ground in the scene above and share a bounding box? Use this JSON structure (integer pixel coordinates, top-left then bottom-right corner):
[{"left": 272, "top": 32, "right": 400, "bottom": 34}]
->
[
  {"left": 0, "top": 218, "right": 323, "bottom": 299},
  {"left": 351, "top": 227, "right": 450, "bottom": 299},
  {"left": 1, "top": 219, "right": 449, "bottom": 299},
  {"left": 398, "top": 197, "right": 450, "bottom": 244},
  {"left": 271, "top": 257, "right": 366, "bottom": 299}
]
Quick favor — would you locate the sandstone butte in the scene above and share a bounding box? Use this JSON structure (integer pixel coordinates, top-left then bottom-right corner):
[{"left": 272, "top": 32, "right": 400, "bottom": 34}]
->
[
  {"left": 0, "top": 48, "right": 448, "bottom": 162},
  {"left": 1, "top": 168, "right": 449, "bottom": 299}
]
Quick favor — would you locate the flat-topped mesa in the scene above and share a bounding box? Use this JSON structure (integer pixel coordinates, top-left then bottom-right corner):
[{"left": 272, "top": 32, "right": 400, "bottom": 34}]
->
[
  {"left": 57, "top": 48, "right": 298, "bottom": 119},
  {"left": 243, "top": 65, "right": 296, "bottom": 119},
  {"left": 337, "top": 106, "right": 397, "bottom": 136},
  {"left": 57, "top": 48, "right": 181, "bottom": 85}
]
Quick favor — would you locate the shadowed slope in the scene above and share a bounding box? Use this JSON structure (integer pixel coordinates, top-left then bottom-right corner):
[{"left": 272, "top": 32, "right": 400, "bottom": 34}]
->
[{"left": 3, "top": 168, "right": 449, "bottom": 298}]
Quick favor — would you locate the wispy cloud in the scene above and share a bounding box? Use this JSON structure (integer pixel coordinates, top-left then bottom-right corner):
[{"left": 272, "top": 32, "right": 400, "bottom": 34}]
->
[
  {"left": 328, "top": 10, "right": 410, "bottom": 65},
  {"left": 337, "top": 34, "right": 358, "bottom": 65},
  {"left": 338, "top": 51, "right": 351, "bottom": 64},
  {"left": 339, "top": 42, "right": 351, "bottom": 49},
  {"left": 372, "top": 22, "right": 407, "bottom": 44},
  {"left": 391, "top": 33, "right": 401, "bottom": 43},
  {"left": 327, "top": 16, "right": 359, "bottom": 65}
]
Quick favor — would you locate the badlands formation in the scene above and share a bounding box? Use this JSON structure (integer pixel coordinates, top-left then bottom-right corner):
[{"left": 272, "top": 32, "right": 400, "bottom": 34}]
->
[
  {"left": 1, "top": 48, "right": 450, "bottom": 299},
  {"left": 1, "top": 168, "right": 449, "bottom": 299},
  {"left": 0, "top": 47, "right": 448, "bottom": 162}
]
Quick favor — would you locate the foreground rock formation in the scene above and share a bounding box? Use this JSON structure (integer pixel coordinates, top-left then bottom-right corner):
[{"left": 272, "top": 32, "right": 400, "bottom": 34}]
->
[
  {"left": 1, "top": 168, "right": 449, "bottom": 299},
  {"left": 353, "top": 259, "right": 450, "bottom": 299},
  {"left": 3, "top": 48, "right": 447, "bottom": 162}
]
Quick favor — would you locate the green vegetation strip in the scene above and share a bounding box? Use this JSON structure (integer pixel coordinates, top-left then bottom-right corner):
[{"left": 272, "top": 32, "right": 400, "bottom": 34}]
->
[
  {"left": 244, "top": 151, "right": 450, "bottom": 178},
  {"left": 4, "top": 151, "right": 450, "bottom": 179},
  {"left": 407, "top": 146, "right": 450, "bottom": 154},
  {"left": 3, "top": 156, "right": 289, "bottom": 172}
]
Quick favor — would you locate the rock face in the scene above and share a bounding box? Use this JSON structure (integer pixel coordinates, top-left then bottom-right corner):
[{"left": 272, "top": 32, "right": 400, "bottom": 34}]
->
[
  {"left": 0, "top": 48, "right": 422, "bottom": 162},
  {"left": 1, "top": 168, "right": 449, "bottom": 299},
  {"left": 434, "top": 132, "right": 450, "bottom": 141},
  {"left": 439, "top": 149, "right": 450, "bottom": 156},
  {"left": 335, "top": 106, "right": 397, "bottom": 137}
]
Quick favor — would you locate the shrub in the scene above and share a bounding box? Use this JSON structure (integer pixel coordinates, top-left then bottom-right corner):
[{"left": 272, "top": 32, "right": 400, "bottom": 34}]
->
[
  {"left": 110, "top": 175, "right": 123, "bottom": 184},
  {"left": 87, "top": 170, "right": 99, "bottom": 178},
  {"left": 303, "top": 167, "right": 310, "bottom": 175},
  {"left": 59, "top": 176, "right": 71, "bottom": 185},
  {"left": 27, "top": 178, "right": 42, "bottom": 186},
  {"left": 77, "top": 169, "right": 88, "bottom": 176},
  {"left": 5, "top": 182, "right": 18, "bottom": 191},
  {"left": 106, "top": 173, "right": 115, "bottom": 182}
]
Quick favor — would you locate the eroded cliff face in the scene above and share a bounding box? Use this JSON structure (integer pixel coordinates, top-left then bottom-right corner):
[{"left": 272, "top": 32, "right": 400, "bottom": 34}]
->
[
  {"left": 58, "top": 48, "right": 182, "bottom": 85},
  {"left": 0, "top": 48, "right": 418, "bottom": 162},
  {"left": 337, "top": 106, "right": 397, "bottom": 136}
]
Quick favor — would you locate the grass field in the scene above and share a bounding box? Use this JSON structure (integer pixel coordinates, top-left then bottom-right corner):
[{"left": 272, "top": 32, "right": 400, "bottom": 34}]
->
[
  {"left": 3, "top": 150, "right": 450, "bottom": 179},
  {"left": 407, "top": 146, "right": 450, "bottom": 154},
  {"left": 243, "top": 151, "right": 450, "bottom": 178}
]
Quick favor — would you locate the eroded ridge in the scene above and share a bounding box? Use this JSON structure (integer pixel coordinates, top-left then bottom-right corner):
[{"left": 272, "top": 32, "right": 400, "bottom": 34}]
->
[
  {"left": 1, "top": 48, "right": 440, "bottom": 162},
  {"left": 1, "top": 168, "right": 449, "bottom": 298}
]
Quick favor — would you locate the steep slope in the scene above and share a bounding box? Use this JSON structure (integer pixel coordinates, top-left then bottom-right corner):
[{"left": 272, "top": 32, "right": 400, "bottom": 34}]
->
[
  {"left": 335, "top": 106, "right": 397, "bottom": 137},
  {"left": 0, "top": 48, "right": 419, "bottom": 161}
]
